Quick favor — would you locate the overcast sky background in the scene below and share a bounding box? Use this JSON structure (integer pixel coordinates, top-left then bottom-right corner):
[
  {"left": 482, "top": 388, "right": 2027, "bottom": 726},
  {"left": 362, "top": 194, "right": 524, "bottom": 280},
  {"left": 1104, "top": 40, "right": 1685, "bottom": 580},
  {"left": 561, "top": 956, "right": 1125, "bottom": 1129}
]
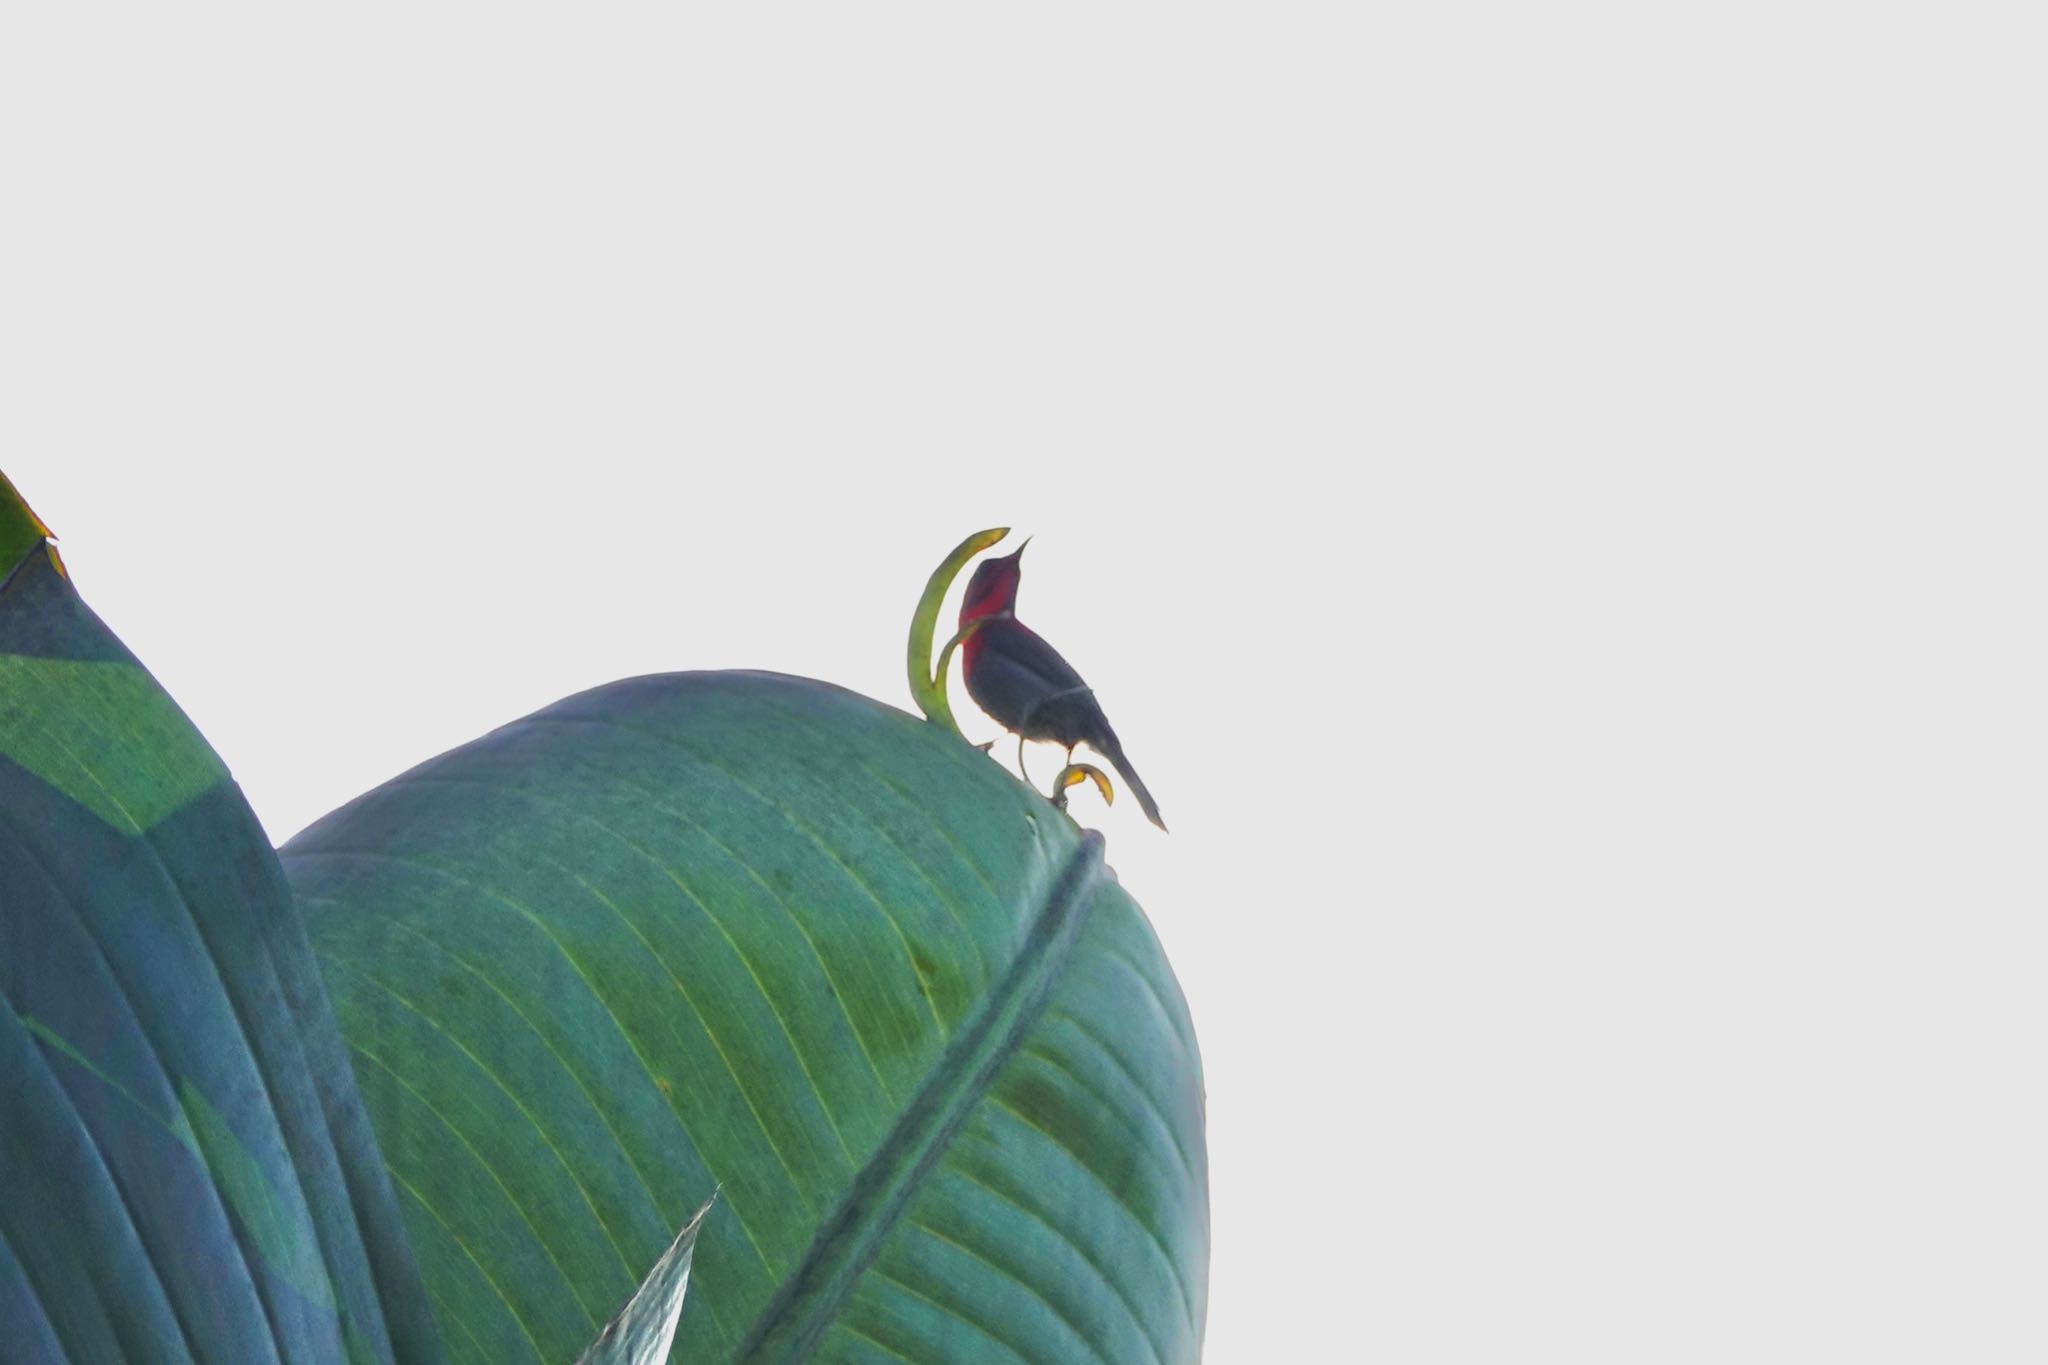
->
[{"left": 5, "top": 4, "right": 2042, "bottom": 1360}]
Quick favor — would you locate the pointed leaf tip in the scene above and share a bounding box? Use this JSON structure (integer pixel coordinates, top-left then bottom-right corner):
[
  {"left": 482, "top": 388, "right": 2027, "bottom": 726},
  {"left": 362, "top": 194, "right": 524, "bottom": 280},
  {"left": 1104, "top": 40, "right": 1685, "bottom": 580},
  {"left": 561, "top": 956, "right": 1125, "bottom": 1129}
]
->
[
  {"left": 576, "top": 1194, "right": 718, "bottom": 1365},
  {"left": 0, "top": 469, "right": 64, "bottom": 582}
]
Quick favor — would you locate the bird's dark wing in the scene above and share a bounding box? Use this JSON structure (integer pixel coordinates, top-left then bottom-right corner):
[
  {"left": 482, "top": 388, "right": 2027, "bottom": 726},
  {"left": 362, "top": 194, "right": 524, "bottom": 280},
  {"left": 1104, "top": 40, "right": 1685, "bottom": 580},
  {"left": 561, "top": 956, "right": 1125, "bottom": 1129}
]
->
[
  {"left": 967, "top": 620, "right": 1104, "bottom": 743},
  {"left": 979, "top": 620, "right": 1090, "bottom": 693},
  {"left": 968, "top": 619, "right": 1168, "bottom": 829}
]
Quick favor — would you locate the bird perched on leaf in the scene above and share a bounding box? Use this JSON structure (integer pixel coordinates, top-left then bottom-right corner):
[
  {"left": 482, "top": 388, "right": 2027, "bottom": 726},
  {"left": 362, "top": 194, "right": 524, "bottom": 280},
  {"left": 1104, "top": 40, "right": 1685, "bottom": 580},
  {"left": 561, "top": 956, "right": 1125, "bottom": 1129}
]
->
[{"left": 957, "top": 540, "right": 1167, "bottom": 830}]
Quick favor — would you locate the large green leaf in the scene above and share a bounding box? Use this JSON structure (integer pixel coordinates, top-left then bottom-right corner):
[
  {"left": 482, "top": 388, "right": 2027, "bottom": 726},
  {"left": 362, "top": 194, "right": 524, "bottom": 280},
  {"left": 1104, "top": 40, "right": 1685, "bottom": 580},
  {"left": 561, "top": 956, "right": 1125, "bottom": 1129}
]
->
[
  {"left": 282, "top": 670, "right": 1208, "bottom": 1363},
  {"left": 0, "top": 487, "right": 440, "bottom": 1363}
]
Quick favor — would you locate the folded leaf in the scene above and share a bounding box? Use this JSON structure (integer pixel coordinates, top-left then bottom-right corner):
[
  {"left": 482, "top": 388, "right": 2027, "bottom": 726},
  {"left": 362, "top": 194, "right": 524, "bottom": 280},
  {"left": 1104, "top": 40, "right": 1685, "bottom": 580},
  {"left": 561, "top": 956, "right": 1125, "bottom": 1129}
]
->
[
  {"left": 577, "top": 1196, "right": 716, "bottom": 1365},
  {"left": 0, "top": 503, "right": 440, "bottom": 1362}
]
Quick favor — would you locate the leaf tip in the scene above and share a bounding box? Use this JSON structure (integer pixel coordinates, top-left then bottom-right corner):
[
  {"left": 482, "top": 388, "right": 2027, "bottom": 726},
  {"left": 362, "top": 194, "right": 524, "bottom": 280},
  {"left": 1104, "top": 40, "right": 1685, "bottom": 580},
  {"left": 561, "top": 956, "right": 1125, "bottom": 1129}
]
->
[
  {"left": 574, "top": 1191, "right": 719, "bottom": 1365},
  {"left": 0, "top": 469, "right": 63, "bottom": 582}
]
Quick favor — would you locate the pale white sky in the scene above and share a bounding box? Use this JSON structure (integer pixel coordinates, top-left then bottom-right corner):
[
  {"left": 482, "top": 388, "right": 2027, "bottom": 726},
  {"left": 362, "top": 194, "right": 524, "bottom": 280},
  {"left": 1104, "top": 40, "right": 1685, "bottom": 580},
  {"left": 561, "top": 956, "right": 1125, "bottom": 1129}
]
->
[{"left": 5, "top": 4, "right": 2043, "bottom": 1360}]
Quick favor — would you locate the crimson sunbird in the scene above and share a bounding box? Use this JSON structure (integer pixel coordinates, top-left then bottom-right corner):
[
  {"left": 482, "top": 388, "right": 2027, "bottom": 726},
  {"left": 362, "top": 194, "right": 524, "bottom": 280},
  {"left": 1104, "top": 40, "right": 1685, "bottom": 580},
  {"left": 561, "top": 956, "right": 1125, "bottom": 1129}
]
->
[{"left": 957, "top": 540, "right": 1167, "bottom": 830}]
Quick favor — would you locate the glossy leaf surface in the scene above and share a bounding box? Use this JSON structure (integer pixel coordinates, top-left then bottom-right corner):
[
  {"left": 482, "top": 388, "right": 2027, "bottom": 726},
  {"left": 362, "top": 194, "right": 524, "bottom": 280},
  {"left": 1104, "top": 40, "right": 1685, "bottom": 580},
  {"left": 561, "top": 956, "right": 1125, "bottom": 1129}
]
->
[
  {"left": 0, "top": 504, "right": 439, "bottom": 1363},
  {"left": 283, "top": 671, "right": 1207, "bottom": 1363}
]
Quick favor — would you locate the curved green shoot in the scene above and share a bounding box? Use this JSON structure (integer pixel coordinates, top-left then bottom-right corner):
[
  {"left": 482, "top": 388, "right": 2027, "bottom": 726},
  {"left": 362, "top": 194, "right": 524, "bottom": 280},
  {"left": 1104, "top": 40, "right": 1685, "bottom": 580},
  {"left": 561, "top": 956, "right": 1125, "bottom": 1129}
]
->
[
  {"left": 932, "top": 617, "right": 985, "bottom": 703},
  {"left": 906, "top": 526, "right": 1008, "bottom": 734}
]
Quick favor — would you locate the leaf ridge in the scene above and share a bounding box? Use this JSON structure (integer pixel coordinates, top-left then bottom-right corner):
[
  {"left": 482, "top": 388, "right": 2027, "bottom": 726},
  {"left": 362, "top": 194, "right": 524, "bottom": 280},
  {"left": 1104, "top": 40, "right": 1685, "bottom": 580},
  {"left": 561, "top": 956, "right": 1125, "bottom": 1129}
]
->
[
  {"left": 984, "top": 1098, "right": 1199, "bottom": 1329},
  {"left": 421, "top": 1284, "right": 492, "bottom": 1365},
  {"left": 1101, "top": 946, "right": 1201, "bottom": 1068},
  {"left": 385, "top": 1164, "right": 547, "bottom": 1363},
  {"left": 388, "top": 768, "right": 864, "bottom": 1172},
  {"left": 902, "top": 1217, "right": 1113, "bottom": 1365},
  {"left": 495, "top": 743, "right": 903, "bottom": 1111},
  {"left": 753, "top": 693, "right": 1010, "bottom": 921},
  {"left": 733, "top": 833, "right": 1106, "bottom": 1364},
  {"left": 834, "top": 1318, "right": 919, "bottom": 1364},
  {"left": 0, "top": 813, "right": 273, "bottom": 1362},
  {"left": 332, "top": 979, "right": 633, "bottom": 1320},
  {"left": 937, "top": 1162, "right": 1170, "bottom": 1365},
  {"left": 748, "top": 693, "right": 1012, "bottom": 891},
  {"left": 0, "top": 1218, "right": 71, "bottom": 1363},
  {"left": 711, "top": 694, "right": 1007, "bottom": 984},
  {"left": 330, "top": 953, "right": 744, "bottom": 1341},
  {"left": 296, "top": 846, "right": 820, "bottom": 1224},
  {"left": 867, "top": 1267, "right": 1037, "bottom": 1365},
  {"left": 1017, "top": 1036, "right": 1200, "bottom": 1186},
  {"left": 531, "top": 716, "right": 957, "bottom": 1049},
  {"left": 138, "top": 823, "right": 370, "bottom": 1358},
  {"left": 305, "top": 901, "right": 684, "bottom": 1260},
  {"left": 1043, "top": 1010, "right": 1202, "bottom": 1187},
  {"left": 0, "top": 980, "right": 211, "bottom": 1365}
]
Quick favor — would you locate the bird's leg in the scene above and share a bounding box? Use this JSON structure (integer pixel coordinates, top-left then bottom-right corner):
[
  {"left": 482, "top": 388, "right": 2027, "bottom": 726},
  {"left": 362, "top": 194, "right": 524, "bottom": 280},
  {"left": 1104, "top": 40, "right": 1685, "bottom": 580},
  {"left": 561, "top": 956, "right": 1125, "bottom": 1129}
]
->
[{"left": 1016, "top": 733, "right": 1033, "bottom": 786}]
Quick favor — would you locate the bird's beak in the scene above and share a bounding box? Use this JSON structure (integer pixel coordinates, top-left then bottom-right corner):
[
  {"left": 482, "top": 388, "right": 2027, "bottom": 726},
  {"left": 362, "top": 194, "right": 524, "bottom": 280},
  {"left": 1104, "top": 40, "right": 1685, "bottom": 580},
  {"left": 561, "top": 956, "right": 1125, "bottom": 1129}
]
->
[{"left": 1011, "top": 537, "right": 1032, "bottom": 563}]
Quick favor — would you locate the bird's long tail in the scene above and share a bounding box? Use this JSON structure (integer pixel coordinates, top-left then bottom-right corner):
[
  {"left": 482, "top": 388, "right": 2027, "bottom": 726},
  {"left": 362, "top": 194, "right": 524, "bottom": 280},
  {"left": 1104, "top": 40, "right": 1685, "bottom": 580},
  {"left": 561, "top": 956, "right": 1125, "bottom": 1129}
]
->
[{"left": 1093, "top": 730, "right": 1167, "bottom": 831}]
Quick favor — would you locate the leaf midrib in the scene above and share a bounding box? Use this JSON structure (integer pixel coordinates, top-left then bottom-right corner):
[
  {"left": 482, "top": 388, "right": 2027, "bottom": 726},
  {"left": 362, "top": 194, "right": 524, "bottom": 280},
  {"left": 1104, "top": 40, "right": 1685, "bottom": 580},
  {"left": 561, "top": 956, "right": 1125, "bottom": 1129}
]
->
[{"left": 732, "top": 831, "right": 1107, "bottom": 1364}]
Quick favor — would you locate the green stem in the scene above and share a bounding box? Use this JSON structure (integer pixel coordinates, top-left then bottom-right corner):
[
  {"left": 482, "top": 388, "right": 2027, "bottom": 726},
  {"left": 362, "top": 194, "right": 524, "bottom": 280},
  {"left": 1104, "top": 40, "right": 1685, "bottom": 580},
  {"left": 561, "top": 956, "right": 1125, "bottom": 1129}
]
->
[{"left": 933, "top": 619, "right": 984, "bottom": 700}]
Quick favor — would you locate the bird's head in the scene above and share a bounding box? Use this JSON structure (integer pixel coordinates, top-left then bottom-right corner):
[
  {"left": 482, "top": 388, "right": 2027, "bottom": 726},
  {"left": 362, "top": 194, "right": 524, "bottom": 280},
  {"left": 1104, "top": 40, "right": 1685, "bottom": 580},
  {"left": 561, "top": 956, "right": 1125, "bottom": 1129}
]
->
[{"left": 959, "top": 538, "right": 1028, "bottom": 623}]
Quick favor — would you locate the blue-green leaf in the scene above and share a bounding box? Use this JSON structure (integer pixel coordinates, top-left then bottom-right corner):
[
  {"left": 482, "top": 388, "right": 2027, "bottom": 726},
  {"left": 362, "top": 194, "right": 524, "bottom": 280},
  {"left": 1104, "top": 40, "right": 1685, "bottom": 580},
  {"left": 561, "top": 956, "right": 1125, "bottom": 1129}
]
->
[
  {"left": 0, "top": 485, "right": 440, "bottom": 1364},
  {"left": 284, "top": 671, "right": 1208, "bottom": 1363}
]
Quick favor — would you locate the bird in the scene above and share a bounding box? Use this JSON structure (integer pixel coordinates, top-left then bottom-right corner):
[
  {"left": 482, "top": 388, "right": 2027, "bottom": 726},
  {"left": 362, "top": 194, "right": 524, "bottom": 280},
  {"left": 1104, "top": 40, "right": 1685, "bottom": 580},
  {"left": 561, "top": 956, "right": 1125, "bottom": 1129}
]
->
[{"left": 956, "top": 539, "right": 1167, "bottom": 830}]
